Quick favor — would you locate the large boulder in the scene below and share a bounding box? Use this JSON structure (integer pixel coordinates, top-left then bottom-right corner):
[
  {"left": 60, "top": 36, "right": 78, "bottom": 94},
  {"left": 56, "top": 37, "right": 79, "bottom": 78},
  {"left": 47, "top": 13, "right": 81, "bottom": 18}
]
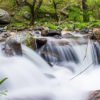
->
[{"left": 0, "top": 9, "right": 10, "bottom": 24}]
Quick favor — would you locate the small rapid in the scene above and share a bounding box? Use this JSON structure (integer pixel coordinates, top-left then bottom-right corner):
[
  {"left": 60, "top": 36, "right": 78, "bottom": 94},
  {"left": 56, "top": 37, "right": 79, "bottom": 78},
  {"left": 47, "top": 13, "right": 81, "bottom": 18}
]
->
[{"left": 0, "top": 39, "right": 100, "bottom": 100}]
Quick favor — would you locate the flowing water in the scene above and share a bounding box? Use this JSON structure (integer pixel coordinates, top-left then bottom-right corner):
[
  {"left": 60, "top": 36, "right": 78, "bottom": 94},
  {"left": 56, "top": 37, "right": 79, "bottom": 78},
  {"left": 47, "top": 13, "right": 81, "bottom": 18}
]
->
[{"left": 0, "top": 38, "right": 100, "bottom": 100}]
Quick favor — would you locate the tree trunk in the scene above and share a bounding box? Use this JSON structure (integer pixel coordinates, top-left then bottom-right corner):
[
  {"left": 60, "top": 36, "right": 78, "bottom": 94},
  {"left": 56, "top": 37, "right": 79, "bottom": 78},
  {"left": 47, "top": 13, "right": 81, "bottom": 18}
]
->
[
  {"left": 31, "top": 0, "right": 43, "bottom": 25},
  {"left": 52, "top": 0, "right": 59, "bottom": 22},
  {"left": 82, "top": 0, "right": 89, "bottom": 22}
]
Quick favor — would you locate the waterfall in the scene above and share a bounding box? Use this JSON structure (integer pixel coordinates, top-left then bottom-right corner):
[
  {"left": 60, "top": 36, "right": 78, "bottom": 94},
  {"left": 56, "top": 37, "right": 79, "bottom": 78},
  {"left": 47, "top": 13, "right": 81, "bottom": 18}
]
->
[
  {"left": 39, "top": 39, "right": 100, "bottom": 72},
  {"left": 91, "top": 41, "right": 100, "bottom": 65},
  {"left": 40, "top": 41, "right": 79, "bottom": 66},
  {"left": 0, "top": 39, "right": 100, "bottom": 100}
]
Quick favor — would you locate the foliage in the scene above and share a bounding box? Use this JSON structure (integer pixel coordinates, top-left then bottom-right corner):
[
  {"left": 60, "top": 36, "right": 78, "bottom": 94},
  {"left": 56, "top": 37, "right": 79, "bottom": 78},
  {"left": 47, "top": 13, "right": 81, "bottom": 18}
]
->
[
  {"left": 0, "top": 0, "right": 17, "bottom": 13},
  {"left": 0, "top": 78, "right": 8, "bottom": 85},
  {"left": 0, "top": 0, "right": 100, "bottom": 29},
  {"left": 0, "top": 78, "right": 8, "bottom": 96},
  {"left": 14, "top": 6, "right": 32, "bottom": 22}
]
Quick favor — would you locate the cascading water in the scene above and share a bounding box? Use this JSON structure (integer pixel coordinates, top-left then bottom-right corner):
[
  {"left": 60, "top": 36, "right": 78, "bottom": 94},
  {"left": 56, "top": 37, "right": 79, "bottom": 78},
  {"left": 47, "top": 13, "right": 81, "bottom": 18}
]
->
[
  {"left": 0, "top": 38, "right": 100, "bottom": 100},
  {"left": 91, "top": 41, "right": 100, "bottom": 65},
  {"left": 40, "top": 41, "right": 79, "bottom": 64},
  {"left": 39, "top": 39, "right": 100, "bottom": 73}
]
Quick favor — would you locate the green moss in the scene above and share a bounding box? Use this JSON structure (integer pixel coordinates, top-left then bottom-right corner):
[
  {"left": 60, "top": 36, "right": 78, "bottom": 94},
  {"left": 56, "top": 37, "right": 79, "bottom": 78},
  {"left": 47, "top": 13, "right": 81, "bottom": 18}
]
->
[{"left": 24, "top": 32, "right": 36, "bottom": 50}]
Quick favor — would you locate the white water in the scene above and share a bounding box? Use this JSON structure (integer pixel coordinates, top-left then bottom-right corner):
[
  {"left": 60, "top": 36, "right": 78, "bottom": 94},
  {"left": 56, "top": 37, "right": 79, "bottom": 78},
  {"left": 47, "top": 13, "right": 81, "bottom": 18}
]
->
[{"left": 0, "top": 41, "right": 100, "bottom": 100}]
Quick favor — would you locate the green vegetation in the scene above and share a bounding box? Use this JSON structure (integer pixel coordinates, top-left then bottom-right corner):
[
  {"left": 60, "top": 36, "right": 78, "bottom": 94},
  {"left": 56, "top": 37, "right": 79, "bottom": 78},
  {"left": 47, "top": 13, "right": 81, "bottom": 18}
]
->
[
  {"left": 24, "top": 32, "right": 36, "bottom": 49},
  {"left": 0, "top": 78, "right": 8, "bottom": 96},
  {"left": 0, "top": 0, "right": 100, "bottom": 30}
]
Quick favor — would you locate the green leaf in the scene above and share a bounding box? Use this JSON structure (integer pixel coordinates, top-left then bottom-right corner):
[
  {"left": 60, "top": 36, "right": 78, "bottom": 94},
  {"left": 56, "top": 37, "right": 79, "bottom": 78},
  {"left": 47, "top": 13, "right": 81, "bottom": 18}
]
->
[{"left": 0, "top": 78, "right": 8, "bottom": 85}]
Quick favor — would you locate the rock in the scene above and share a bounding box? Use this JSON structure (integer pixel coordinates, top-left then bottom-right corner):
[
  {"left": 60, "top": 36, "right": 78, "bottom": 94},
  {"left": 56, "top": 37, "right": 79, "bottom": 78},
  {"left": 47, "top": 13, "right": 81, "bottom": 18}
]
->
[
  {"left": 9, "top": 32, "right": 16, "bottom": 36},
  {"left": 24, "top": 33, "right": 36, "bottom": 50},
  {"left": 45, "top": 29, "right": 61, "bottom": 37},
  {"left": 33, "top": 26, "right": 49, "bottom": 36},
  {"left": 62, "top": 32, "right": 74, "bottom": 38},
  {"left": 33, "top": 31, "right": 41, "bottom": 37},
  {"left": 33, "top": 26, "right": 46, "bottom": 31},
  {"left": 61, "top": 30, "right": 72, "bottom": 37},
  {"left": 36, "top": 38, "right": 47, "bottom": 49},
  {"left": 88, "top": 90, "right": 100, "bottom": 100},
  {"left": 80, "top": 28, "right": 89, "bottom": 34},
  {"left": 90, "top": 34, "right": 97, "bottom": 40},
  {"left": 0, "top": 36, "right": 5, "bottom": 42},
  {"left": 0, "top": 9, "right": 10, "bottom": 24},
  {"left": 41, "top": 28, "right": 49, "bottom": 36},
  {"left": 0, "top": 27, "right": 4, "bottom": 32},
  {"left": 2, "top": 39, "right": 22, "bottom": 56},
  {"left": 0, "top": 32, "right": 11, "bottom": 42},
  {"left": 57, "top": 40, "right": 69, "bottom": 46},
  {"left": 93, "top": 28, "right": 100, "bottom": 40}
]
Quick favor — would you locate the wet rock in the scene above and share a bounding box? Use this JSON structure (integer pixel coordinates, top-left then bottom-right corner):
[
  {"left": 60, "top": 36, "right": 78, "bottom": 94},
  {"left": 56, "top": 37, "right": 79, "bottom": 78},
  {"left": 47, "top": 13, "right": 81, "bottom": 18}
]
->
[
  {"left": 90, "top": 34, "right": 97, "bottom": 40},
  {"left": 46, "top": 30, "right": 61, "bottom": 37},
  {"left": 0, "top": 32, "right": 11, "bottom": 42},
  {"left": 62, "top": 32, "right": 74, "bottom": 38},
  {"left": 24, "top": 33, "right": 36, "bottom": 50},
  {"left": 33, "top": 26, "right": 49, "bottom": 36},
  {"left": 80, "top": 28, "right": 89, "bottom": 34},
  {"left": 57, "top": 40, "right": 69, "bottom": 46},
  {"left": 33, "top": 27, "right": 45, "bottom": 31},
  {"left": 2, "top": 39, "right": 22, "bottom": 56},
  {"left": 1, "top": 32, "right": 11, "bottom": 38},
  {"left": 0, "top": 9, "right": 10, "bottom": 24},
  {"left": 33, "top": 31, "right": 41, "bottom": 37},
  {"left": 36, "top": 38, "right": 47, "bottom": 49},
  {"left": 92, "top": 28, "right": 100, "bottom": 40},
  {"left": 61, "top": 30, "right": 72, "bottom": 38},
  {"left": 0, "top": 27, "right": 4, "bottom": 32},
  {"left": 88, "top": 90, "right": 100, "bottom": 100},
  {"left": 40, "top": 27, "right": 49, "bottom": 36},
  {"left": 0, "top": 36, "right": 5, "bottom": 42}
]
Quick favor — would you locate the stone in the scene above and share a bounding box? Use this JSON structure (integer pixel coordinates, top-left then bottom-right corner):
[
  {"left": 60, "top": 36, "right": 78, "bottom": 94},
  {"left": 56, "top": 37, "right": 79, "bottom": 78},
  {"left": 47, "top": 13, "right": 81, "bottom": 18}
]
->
[
  {"left": 46, "top": 30, "right": 61, "bottom": 37},
  {"left": 88, "top": 90, "right": 100, "bottom": 100},
  {"left": 33, "top": 26, "right": 45, "bottom": 31},
  {"left": 0, "top": 36, "right": 5, "bottom": 42},
  {"left": 2, "top": 39, "right": 22, "bottom": 56},
  {"left": 0, "top": 27, "right": 4, "bottom": 32},
  {"left": 1, "top": 32, "right": 11, "bottom": 38},
  {"left": 0, "top": 32, "right": 11, "bottom": 42},
  {"left": 36, "top": 38, "right": 47, "bottom": 49},
  {"left": 33, "top": 26, "right": 49, "bottom": 36},
  {"left": 0, "top": 9, "right": 10, "bottom": 24},
  {"left": 61, "top": 30, "right": 72, "bottom": 37},
  {"left": 80, "top": 28, "right": 89, "bottom": 34}
]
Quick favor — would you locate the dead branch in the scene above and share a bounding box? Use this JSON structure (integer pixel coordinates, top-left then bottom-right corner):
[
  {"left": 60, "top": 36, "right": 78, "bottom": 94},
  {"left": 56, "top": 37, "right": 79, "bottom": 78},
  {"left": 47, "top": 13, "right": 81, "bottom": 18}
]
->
[{"left": 70, "top": 63, "right": 93, "bottom": 80}]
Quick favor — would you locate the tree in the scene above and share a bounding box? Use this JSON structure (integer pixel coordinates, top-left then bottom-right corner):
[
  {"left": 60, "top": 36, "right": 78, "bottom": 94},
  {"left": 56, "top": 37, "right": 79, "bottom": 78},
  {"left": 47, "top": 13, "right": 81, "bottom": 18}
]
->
[
  {"left": 82, "top": 0, "right": 89, "bottom": 22},
  {"left": 52, "top": 0, "right": 59, "bottom": 22},
  {"left": 24, "top": 0, "right": 43, "bottom": 24}
]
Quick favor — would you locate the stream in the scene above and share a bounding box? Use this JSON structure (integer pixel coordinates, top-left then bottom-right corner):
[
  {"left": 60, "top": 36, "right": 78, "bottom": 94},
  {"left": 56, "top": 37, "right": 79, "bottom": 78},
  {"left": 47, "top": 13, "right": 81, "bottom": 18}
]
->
[{"left": 0, "top": 33, "right": 100, "bottom": 100}]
